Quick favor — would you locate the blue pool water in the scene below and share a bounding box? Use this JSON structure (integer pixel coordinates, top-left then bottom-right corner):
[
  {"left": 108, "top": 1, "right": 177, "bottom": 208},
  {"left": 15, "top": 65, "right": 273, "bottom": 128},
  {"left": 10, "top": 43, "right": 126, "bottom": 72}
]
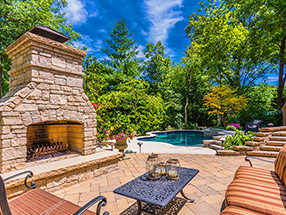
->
[{"left": 137, "top": 130, "right": 207, "bottom": 146}]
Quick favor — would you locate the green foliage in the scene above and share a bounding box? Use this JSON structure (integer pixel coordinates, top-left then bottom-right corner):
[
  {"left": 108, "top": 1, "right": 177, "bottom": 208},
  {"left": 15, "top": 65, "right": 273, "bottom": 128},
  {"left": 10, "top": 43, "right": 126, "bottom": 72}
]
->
[
  {"left": 204, "top": 85, "right": 248, "bottom": 127},
  {"left": 238, "top": 84, "right": 282, "bottom": 126},
  {"left": 185, "top": 1, "right": 267, "bottom": 90},
  {"left": 0, "top": 0, "right": 80, "bottom": 97},
  {"left": 101, "top": 19, "right": 140, "bottom": 78},
  {"left": 224, "top": 125, "right": 254, "bottom": 149},
  {"left": 223, "top": 0, "right": 286, "bottom": 107}
]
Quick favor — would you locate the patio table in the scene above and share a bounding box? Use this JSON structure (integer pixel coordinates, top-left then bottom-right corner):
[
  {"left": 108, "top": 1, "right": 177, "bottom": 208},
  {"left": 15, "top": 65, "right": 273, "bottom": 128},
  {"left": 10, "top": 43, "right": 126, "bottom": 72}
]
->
[{"left": 113, "top": 166, "right": 199, "bottom": 215}]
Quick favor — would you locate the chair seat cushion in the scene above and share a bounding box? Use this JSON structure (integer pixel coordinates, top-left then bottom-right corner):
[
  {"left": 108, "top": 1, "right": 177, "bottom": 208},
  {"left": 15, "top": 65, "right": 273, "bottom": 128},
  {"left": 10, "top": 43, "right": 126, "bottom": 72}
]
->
[
  {"left": 234, "top": 166, "right": 284, "bottom": 188},
  {"left": 220, "top": 206, "right": 265, "bottom": 215},
  {"left": 9, "top": 188, "right": 94, "bottom": 215},
  {"left": 226, "top": 179, "right": 286, "bottom": 215}
]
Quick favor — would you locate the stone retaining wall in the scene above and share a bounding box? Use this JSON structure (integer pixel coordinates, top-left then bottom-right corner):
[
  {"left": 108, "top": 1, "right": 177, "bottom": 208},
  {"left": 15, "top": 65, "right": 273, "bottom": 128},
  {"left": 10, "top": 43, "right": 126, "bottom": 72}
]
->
[{"left": 5, "top": 153, "right": 121, "bottom": 199}]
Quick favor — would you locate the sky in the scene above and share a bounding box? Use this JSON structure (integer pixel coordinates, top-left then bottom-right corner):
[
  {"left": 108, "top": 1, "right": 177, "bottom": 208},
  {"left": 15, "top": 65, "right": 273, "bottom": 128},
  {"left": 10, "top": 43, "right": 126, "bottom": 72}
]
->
[{"left": 62, "top": 0, "right": 278, "bottom": 85}]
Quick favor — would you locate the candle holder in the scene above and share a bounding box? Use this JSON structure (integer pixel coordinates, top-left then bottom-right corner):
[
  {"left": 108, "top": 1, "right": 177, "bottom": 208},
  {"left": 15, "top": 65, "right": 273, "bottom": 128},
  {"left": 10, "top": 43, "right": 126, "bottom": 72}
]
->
[
  {"left": 146, "top": 153, "right": 160, "bottom": 180},
  {"left": 157, "top": 162, "right": 167, "bottom": 176},
  {"left": 166, "top": 158, "right": 180, "bottom": 180}
]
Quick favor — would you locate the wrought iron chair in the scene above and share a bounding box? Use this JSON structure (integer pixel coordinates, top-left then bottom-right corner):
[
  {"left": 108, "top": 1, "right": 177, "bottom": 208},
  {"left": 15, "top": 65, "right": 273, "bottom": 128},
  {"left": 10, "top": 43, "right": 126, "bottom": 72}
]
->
[
  {"left": 245, "top": 120, "right": 263, "bottom": 133},
  {"left": 0, "top": 171, "right": 109, "bottom": 215}
]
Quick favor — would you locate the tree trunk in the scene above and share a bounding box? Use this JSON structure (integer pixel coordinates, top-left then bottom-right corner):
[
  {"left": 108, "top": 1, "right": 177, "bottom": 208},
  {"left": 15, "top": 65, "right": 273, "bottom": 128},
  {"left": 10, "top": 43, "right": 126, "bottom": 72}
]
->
[
  {"left": 277, "top": 37, "right": 285, "bottom": 108},
  {"left": 184, "top": 68, "right": 192, "bottom": 124},
  {"left": 184, "top": 95, "right": 188, "bottom": 124},
  {"left": 0, "top": 56, "right": 3, "bottom": 98}
]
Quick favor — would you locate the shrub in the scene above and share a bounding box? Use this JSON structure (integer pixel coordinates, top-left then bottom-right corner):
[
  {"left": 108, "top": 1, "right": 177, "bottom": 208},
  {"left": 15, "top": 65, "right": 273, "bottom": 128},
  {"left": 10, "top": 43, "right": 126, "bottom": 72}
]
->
[{"left": 224, "top": 125, "right": 254, "bottom": 150}]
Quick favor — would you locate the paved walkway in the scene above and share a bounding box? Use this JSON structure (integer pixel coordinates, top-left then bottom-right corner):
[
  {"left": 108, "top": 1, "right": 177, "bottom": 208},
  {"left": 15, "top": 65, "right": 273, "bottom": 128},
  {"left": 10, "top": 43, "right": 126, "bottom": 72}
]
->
[
  {"left": 52, "top": 153, "right": 275, "bottom": 215},
  {"left": 126, "top": 138, "right": 216, "bottom": 154}
]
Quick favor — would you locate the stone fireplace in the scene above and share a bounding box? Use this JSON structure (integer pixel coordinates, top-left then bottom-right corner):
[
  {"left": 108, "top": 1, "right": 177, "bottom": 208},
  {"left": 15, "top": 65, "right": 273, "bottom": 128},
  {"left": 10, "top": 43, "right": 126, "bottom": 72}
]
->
[{"left": 0, "top": 27, "right": 97, "bottom": 173}]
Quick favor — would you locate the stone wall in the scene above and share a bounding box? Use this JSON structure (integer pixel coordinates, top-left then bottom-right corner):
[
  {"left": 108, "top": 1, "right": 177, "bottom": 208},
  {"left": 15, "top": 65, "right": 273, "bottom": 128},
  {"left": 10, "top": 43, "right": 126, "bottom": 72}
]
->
[
  {"left": 0, "top": 32, "right": 97, "bottom": 173},
  {"left": 5, "top": 153, "right": 121, "bottom": 199}
]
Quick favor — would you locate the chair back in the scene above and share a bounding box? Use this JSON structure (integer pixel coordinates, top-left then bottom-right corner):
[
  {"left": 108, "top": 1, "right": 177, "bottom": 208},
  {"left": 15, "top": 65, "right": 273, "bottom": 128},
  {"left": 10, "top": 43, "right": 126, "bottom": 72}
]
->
[
  {"left": 0, "top": 176, "right": 12, "bottom": 215},
  {"left": 274, "top": 144, "right": 286, "bottom": 185}
]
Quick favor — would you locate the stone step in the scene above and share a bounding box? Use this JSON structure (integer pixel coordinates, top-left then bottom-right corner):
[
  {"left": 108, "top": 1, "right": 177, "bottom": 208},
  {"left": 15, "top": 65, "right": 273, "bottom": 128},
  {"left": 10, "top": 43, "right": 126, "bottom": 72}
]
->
[
  {"left": 253, "top": 137, "right": 265, "bottom": 142},
  {"left": 209, "top": 144, "right": 224, "bottom": 150},
  {"left": 245, "top": 141, "right": 262, "bottom": 147},
  {"left": 246, "top": 150, "right": 278, "bottom": 158},
  {"left": 259, "top": 126, "right": 286, "bottom": 132},
  {"left": 266, "top": 141, "right": 286, "bottom": 146},
  {"left": 213, "top": 135, "right": 227, "bottom": 141},
  {"left": 272, "top": 131, "right": 286, "bottom": 136},
  {"left": 254, "top": 132, "right": 270, "bottom": 137},
  {"left": 216, "top": 150, "right": 240, "bottom": 156},
  {"left": 203, "top": 140, "right": 215, "bottom": 146},
  {"left": 232, "top": 145, "right": 254, "bottom": 151},
  {"left": 260, "top": 145, "right": 282, "bottom": 152},
  {"left": 269, "top": 136, "right": 286, "bottom": 141}
]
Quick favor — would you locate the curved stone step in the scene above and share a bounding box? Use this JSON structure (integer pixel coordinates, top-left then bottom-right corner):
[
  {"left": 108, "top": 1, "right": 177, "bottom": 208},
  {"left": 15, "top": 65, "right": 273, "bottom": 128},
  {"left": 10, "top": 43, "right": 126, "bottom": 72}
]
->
[
  {"left": 233, "top": 145, "right": 254, "bottom": 151},
  {"left": 213, "top": 135, "right": 227, "bottom": 140},
  {"left": 269, "top": 136, "right": 286, "bottom": 141},
  {"left": 272, "top": 131, "right": 286, "bottom": 136},
  {"left": 266, "top": 141, "right": 286, "bottom": 146},
  {"left": 245, "top": 141, "right": 262, "bottom": 147},
  {"left": 216, "top": 150, "right": 240, "bottom": 156},
  {"left": 254, "top": 132, "right": 270, "bottom": 137},
  {"left": 246, "top": 150, "right": 278, "bottom": 158},
  {"left": 203, "top": 140, "right": 215, "bottom": 145},
  {"left": 259, "top": 126, "right": 286, "bottom": 132},
  {"left": 209, "top": 144, "right": 224, "bottom": 150},
  {"left": 260, "top": 145, "right": 282, "bottom": 152},
  {"left": 253, "top": 137, "right": 265, "bottom": 142}
]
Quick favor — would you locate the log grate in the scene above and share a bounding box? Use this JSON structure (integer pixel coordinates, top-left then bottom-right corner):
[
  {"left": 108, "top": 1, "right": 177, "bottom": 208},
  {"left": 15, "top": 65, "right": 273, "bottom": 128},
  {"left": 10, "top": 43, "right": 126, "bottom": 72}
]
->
[{"left": 27, "top": 141, "right": 70, "bottom": 161}]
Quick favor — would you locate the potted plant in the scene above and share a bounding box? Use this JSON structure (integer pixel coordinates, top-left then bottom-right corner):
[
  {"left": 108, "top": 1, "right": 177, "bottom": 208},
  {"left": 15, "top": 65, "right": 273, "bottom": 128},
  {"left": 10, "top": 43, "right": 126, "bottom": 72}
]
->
[{"left": 103, "top": 125, "right": 136, "bottom": 154}]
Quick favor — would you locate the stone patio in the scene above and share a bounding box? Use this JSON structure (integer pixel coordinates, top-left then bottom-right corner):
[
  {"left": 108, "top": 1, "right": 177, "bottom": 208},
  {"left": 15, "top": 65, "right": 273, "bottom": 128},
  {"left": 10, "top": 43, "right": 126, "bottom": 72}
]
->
[{"left": 51, "top": 153, "right": 275, "bottom": 215}]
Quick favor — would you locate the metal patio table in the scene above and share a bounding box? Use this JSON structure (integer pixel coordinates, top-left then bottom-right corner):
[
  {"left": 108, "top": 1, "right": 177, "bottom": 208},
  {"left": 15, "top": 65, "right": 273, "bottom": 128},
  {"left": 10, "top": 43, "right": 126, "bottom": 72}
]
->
[{"left": 113, "top": 166, "right": 199, "bottom": 215}]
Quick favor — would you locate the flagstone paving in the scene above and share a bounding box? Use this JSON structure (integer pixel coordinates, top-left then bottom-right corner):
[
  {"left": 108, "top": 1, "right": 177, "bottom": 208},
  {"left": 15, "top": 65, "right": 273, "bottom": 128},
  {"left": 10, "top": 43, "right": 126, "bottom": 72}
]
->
[{"left": 52, "top": 153, "right": 275, "bottom": 215}]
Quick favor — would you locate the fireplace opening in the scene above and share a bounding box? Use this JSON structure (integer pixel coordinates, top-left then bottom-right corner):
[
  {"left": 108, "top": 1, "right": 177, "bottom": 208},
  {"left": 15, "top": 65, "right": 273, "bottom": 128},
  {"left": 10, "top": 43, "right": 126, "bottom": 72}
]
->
[{"left": 27, "top": 120, "right": 83, "bottom": 161}]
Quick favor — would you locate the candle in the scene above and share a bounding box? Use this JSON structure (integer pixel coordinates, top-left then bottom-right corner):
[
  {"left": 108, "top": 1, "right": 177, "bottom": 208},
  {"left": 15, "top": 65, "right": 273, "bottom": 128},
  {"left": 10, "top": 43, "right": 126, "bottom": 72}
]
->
[
  {"left": 160, "top": 166, "right": 166, "bottom": 175},
  {"left": 168, "top": 168, "right": 178, "bottom": 178},
  {"left": 150, "top": 165, "right": 155, "bottom": 174}
]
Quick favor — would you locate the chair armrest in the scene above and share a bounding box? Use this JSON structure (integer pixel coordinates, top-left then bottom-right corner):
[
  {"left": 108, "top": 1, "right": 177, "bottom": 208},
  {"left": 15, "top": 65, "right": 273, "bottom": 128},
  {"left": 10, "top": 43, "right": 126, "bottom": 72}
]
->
[
  {"left": 4, "top": 170, "right": 36, "bottom": 189},
  {"left": 245, "top": 156, "right": 275, "bottom": 167},
  {"left": 73, "top": 196, "right": 109, "bottom": 215}
]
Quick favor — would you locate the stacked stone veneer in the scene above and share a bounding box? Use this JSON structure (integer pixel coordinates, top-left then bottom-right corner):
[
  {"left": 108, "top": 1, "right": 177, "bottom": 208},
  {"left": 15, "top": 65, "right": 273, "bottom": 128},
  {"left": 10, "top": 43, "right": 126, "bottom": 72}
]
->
[{"left": 0, "top": 32, "right": 97, "bottom": 173}]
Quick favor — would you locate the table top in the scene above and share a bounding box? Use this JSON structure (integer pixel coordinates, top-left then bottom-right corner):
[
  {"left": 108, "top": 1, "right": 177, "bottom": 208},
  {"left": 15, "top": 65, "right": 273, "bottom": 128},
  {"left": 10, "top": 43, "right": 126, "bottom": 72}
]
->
[{"left": 113, "top": 166, "right": 199, "bottom": 207}]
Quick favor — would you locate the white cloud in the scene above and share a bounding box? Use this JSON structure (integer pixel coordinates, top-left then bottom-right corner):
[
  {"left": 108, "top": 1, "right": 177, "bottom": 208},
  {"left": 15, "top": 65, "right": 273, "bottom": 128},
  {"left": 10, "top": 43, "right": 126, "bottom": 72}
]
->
[
  {"left": 73, "top": 34, "right": 102, "bottom": 54},
  {"left": 137, "top": 45, "right": 146, "bottom": 59},
  {"left": 63, "top": 0, "right": 88, "bottom": 24},
  {"left": 144, "top": 0, "right": 184, "bottom": 44}
]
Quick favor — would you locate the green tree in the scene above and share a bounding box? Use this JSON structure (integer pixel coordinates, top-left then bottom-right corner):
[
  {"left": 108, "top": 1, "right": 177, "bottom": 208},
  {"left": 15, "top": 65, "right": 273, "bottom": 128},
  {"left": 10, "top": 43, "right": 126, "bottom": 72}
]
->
[
  {"left": 204, "top": 85, "right": 248, "bottom": 127},
  {"left": 0, "top": 0, "right": 80, "bottom": 97},
  {"left": 83, "top": 55, "right": 111, "bottom": 102},
  {"left": 185, "top": 1, "right": 267, "bottom": 90},
  {"left": 96, "top": 79, "right": 165, "bottom": 135},
  {"left": 101, "top": 19, "right": 140, "bottom": 79},
  {"left": 239, "top": 84, "right": 280, "bottom": 126},
  {"left": 223, "top": 0, "right": 286, "bottom": 107},
  {"left": 143, "top": 41, "right": 171, "bottom": 93}
]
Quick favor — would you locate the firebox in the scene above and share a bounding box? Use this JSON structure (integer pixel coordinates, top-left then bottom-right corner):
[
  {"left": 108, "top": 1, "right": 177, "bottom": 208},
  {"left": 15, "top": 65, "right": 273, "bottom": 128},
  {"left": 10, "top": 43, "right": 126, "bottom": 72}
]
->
[{"left": 26, "top": 120, "right": 83, "bottom": 160}]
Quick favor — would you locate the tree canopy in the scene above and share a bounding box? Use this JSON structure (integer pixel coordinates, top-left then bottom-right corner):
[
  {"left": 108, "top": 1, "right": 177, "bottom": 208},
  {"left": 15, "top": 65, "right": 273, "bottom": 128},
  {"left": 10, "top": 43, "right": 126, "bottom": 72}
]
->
[{"left": 0, "top": 0, "right": 80, "bottom": 97}]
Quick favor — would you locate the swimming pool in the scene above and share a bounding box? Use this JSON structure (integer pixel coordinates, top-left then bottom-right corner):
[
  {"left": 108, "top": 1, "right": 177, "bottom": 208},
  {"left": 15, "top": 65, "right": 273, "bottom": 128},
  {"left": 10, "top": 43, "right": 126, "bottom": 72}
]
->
[{"left": 137, "top": 130, "right": 207, "bottom": 147}]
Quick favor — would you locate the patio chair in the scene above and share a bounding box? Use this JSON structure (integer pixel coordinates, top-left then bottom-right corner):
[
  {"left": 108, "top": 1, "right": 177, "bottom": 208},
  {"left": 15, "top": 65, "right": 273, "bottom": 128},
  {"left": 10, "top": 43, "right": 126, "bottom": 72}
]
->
[
  {"left": 0, "top": 171, "right": 109, "bottom": 215},
  {"left": 220, "top": 144, "right": 286, "bottom": 214},
  {"left": 245, "top": 120, "right": 263, "bottom": 133}
]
